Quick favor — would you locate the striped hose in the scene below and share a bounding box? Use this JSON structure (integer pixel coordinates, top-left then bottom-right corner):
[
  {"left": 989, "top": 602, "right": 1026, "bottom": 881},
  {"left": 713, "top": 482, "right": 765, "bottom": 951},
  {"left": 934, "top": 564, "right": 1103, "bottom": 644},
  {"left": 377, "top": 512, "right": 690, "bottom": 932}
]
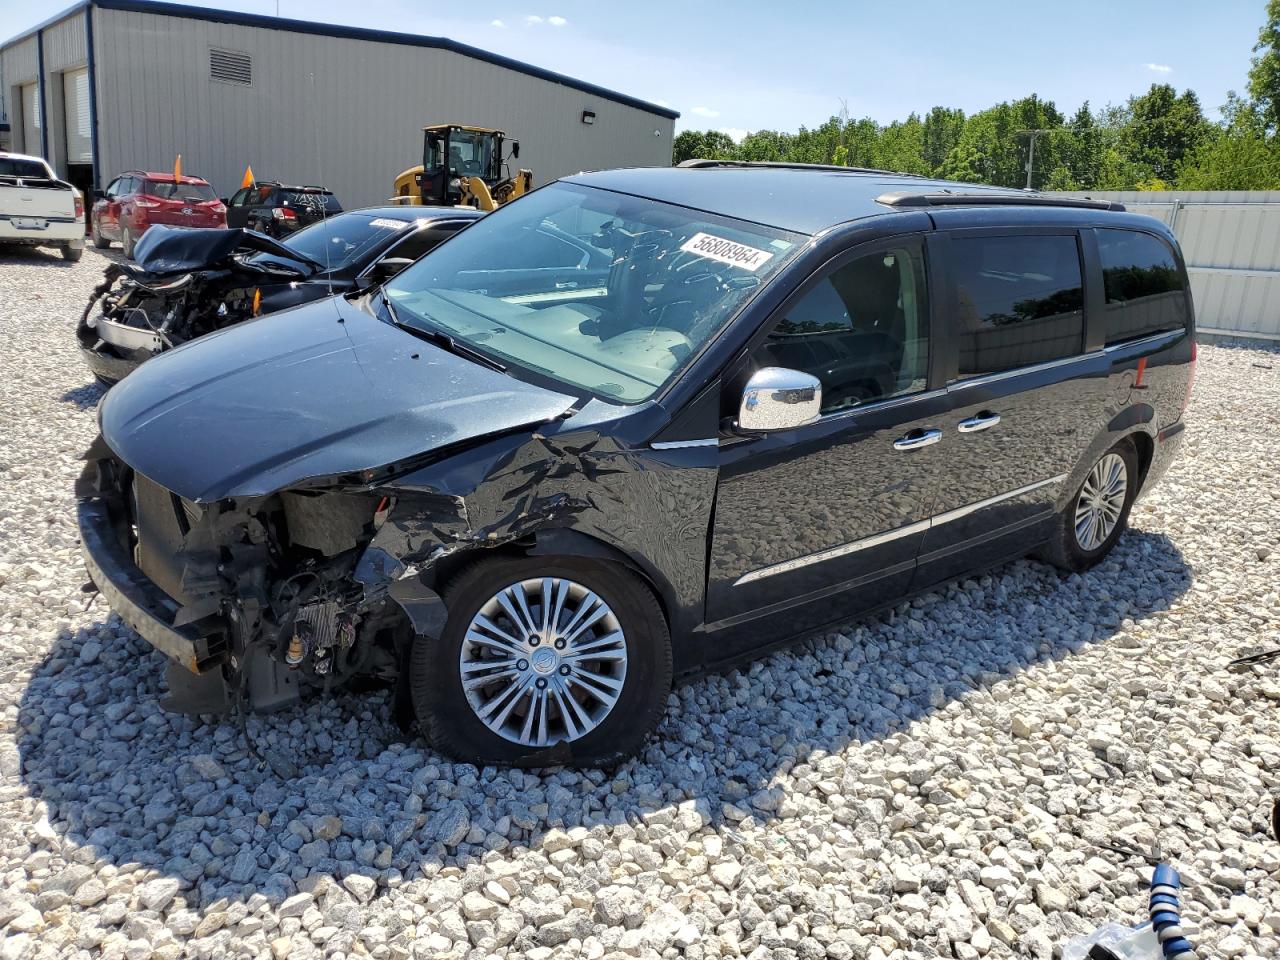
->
[{"left": 1149, "top": 864, "right": 1196, "bottom": 960}]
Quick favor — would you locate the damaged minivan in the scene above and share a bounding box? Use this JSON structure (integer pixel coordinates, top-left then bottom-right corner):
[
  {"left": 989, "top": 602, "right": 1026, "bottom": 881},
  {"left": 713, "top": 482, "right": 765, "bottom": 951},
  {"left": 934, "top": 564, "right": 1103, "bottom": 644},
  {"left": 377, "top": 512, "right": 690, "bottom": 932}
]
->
[
  {"left": 78, "top": 164, "right": 1195, "bottom": 766},
  {"left": 76, "top": 206, "right": 481, "bottom": 383}
]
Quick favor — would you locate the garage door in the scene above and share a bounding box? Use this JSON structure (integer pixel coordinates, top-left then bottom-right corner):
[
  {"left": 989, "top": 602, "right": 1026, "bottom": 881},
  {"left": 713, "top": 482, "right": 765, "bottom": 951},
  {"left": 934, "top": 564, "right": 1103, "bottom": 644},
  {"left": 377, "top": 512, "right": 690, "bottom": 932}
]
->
[
  {"left": 63, "top": 68, "right": 92, "bottom": 164},
  {"left": 21, "top": 82, "right": 41, "bottom": 157}
]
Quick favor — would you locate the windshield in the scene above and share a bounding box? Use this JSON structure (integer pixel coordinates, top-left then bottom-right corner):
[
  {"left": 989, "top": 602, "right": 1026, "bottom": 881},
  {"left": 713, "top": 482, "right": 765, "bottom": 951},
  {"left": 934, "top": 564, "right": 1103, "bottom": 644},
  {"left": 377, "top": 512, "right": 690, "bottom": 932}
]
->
[
  {"left": 385, "top": 182, "right": 802, "bottom": 403},
  {"left": 247, "top": 212, "right": 412, "bottom": 271},
  {"left": 146, "top": 180, "right": 218, "bottom": 201},
  {"left": 436, "top": 130, "right": 496, "bottom": 179},
  {"left": 0, "top": 158, "right": 52, "bottom": 179}
]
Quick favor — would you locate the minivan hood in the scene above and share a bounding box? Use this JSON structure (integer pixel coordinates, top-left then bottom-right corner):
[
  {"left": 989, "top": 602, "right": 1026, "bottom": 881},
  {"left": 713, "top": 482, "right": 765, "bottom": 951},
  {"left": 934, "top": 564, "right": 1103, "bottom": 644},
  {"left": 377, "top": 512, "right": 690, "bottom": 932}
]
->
[{"left": 99, "top": 296, "right": 577, "bottom": 502}]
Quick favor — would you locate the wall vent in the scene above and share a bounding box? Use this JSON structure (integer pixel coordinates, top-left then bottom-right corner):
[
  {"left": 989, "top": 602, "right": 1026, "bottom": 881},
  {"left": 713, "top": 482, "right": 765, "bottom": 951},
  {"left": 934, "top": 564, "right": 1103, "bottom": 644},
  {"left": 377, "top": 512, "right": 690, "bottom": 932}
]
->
[{"left": 210, "top": 47, "right": 252, "bottom": 86}]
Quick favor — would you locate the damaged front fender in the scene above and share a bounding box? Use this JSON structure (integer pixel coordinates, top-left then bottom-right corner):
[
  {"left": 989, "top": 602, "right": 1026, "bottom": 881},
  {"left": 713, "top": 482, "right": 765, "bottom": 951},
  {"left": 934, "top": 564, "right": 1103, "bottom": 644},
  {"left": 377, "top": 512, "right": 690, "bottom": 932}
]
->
[{"left": 353, "top": 416, "right": 719, "bottom": 649}]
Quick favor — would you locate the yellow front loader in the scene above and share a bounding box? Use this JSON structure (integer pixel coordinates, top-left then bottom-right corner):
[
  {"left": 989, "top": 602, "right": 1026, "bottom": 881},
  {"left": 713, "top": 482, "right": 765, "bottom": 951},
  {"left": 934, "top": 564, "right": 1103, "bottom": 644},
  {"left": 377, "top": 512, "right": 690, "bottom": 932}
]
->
[{"left": 392, "top": 124, "right": 532, "bottom": 210}]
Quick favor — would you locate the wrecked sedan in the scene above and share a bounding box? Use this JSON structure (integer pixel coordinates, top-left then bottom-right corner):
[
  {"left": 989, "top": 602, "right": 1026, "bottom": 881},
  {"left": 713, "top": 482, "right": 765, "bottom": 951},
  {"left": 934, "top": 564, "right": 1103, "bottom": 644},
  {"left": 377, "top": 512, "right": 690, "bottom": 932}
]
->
[
  {"left": 76, "top": 206, "right": 483, "bottom": 383},
  {"left": 77, "top": 165, "right": 1193, "bottom": 767}
]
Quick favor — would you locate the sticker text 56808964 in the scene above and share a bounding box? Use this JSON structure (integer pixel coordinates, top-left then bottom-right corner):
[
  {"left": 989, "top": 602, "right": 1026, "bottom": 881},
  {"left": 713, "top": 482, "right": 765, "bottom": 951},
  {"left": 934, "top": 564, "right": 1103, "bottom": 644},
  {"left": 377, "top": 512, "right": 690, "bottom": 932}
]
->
[{"left": 679, "top": 232, "right": 775, "bottom": 272}]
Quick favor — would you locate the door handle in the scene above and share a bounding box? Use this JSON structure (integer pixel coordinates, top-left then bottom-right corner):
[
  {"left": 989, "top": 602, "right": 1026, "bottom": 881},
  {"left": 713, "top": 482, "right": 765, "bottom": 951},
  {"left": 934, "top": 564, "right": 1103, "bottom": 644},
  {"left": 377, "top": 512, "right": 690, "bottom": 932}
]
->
[
  {"left": 958, "top": 411, "right": 1001, "bottom": 433},
  {"left": 893, "top": 428, "right": 942, "bottom": 451}
]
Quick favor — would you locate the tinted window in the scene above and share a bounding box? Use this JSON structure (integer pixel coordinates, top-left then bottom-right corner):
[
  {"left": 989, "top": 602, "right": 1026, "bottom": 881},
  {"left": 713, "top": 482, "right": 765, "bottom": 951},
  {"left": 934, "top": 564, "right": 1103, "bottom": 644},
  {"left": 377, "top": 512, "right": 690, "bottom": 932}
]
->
[
  {"left": 145, "top": 180, "right": 217, "bottom": 201},
  {"left": 759, "top": 246, "right": 930, "bottom": 414},
  {"left": 0, "top": 157, "right": 51, "bottom": 179},
  {"left": 282, "top": 190, "right": 341, "bottom": 213},
  {"left": 952, "top": 235, "right": 1084, "bottom": 377},
  {"left": 1097, "top": 229, "right": 1188, "bottom": 344},
  {"left": 229, "top": 187, "right": 252, "bottom": 207}
]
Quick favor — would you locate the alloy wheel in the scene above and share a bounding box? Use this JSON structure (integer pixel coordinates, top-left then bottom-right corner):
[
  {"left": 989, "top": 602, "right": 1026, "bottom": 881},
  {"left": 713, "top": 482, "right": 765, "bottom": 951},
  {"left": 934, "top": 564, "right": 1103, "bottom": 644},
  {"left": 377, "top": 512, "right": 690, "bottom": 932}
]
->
[
  {"left": 1074, "top": 452, "right": 1128, "bottom": 551},
  {"left": 459, "top": 577, "right": 628, "bottom": 747}
]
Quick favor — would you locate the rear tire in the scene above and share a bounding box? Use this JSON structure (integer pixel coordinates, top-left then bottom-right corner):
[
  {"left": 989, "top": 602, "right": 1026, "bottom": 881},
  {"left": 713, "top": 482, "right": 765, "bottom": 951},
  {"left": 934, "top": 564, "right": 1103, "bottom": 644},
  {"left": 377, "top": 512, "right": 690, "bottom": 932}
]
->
[
  {"left": 1036, "top": 439, "right": 1139, "bottom": 572},
  {"left": 410, "top": 555, "right": 672, "bottom": 768},
  {"left": 61, "top": 244, "right": 83, "bottom": 263},
  {"left": 121, "top": 227, "right": 136, "bottom": 259}
]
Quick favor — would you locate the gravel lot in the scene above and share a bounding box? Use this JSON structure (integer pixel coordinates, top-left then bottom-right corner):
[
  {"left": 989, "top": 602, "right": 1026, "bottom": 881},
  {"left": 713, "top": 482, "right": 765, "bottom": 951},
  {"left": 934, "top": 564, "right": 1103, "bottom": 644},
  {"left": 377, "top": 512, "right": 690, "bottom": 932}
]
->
[{"left": 1, "top": 244, "right": 1278, "bottom": 960}]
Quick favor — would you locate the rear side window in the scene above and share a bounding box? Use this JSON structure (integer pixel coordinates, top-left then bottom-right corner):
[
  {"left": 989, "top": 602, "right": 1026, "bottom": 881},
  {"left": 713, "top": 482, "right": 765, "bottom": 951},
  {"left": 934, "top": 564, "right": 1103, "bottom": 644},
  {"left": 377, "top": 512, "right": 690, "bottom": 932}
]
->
[
  {"left": 1097, "top": 229, "right": 1188, "bottom": 345},
  {"left": 951, "top": 235, "right": 1084, "bottom": 378}
]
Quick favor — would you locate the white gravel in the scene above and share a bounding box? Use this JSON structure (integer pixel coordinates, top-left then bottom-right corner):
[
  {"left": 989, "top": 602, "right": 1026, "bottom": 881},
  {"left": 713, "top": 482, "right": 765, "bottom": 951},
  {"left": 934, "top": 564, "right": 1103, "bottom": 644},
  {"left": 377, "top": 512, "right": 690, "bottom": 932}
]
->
[{"left": 1, "top": 243, "right": 1279, "bottom": 960}]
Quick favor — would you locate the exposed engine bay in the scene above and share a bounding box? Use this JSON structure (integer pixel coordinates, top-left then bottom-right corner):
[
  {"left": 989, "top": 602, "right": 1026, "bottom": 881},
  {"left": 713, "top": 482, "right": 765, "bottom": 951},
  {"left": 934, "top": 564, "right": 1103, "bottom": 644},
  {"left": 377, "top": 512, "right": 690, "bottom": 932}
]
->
[
  {"left": 78, "top": 448, "right": 420, "bottom": 720},
  {"left": 76, "top": 226, "right": 318, "bottom": 383}
]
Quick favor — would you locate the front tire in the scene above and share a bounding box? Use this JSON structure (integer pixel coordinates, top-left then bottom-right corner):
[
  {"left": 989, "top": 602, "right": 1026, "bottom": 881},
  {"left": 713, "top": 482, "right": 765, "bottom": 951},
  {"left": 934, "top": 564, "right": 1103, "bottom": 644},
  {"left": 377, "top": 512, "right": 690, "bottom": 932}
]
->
[
  {"left": 410, "top": 556, "right": 672, "bottom": 767},
  {"left": 1037, "top": 439, "right": 1139, "bottom": 572}
]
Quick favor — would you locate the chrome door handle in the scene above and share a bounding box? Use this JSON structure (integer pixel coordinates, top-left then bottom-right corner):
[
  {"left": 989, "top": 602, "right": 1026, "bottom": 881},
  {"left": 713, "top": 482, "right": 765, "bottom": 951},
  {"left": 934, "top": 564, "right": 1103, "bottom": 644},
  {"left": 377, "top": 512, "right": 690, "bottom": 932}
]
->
[
  {"left": 893, "top": 428, "right": 942, "bottom": 451},
  {"left": 958, "top": 412, "right": 1001, "bottom": 433}
]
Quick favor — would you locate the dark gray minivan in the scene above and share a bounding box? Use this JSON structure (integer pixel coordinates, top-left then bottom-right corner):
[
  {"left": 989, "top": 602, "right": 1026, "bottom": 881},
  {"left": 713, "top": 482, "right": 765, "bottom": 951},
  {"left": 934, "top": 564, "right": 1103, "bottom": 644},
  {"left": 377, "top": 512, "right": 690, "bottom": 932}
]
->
[{"left": 78, "top": 163, "right": 1195, "bottom": 766}]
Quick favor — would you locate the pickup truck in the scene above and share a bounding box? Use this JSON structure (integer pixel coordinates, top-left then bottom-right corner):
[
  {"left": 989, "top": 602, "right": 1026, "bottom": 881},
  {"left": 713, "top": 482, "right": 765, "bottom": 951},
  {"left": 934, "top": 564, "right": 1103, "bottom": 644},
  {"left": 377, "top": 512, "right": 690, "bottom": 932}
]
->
[{"left": 0, "top": 151, "right": 85, "bottom": 262}]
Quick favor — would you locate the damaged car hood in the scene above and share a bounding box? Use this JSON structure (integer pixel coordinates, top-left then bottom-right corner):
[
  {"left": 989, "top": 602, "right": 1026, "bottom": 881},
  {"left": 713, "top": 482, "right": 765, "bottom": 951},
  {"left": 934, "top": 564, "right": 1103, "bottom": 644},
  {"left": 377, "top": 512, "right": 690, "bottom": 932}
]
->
[
  {"left": 130, "top": 225, "right": 322, "bottom": 276},
  {"left": 98, "top": 296, "right": 578, "bottom": 502}
]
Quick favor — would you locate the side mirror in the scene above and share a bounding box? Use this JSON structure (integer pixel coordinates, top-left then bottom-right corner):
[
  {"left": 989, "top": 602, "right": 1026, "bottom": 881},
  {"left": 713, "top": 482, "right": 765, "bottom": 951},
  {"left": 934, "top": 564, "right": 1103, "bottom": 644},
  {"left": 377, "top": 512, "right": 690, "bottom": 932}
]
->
[
  {"left": 220, "top": 197, "right": 229, "bottom": 205},
  {"left": 93, "top": 188, "right": 106, "bottom": 201},
  {"left": 738, "top": 367, "right": 822, "bottom": 432},
  {"left": 369, "top": 257, "right": 415, "bottom": 282},
  {"left": 511, "top": 140, "right": 520, "bottom": 159}
]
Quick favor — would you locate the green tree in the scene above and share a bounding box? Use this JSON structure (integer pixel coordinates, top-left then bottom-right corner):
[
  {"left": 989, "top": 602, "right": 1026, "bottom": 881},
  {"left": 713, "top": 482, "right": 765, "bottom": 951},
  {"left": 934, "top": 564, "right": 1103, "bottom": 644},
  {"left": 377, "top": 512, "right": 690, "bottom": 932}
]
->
[
  {"left": 1249, "top": 0, "right": 1280, "bottom": 132},
  {"left": 1124, "top": 84, "right": 1213, "bottom": 181},
  {"left": 671, "top": 130, "right": 737, "bottom": 165},
  {"left": 922, "top": 107, "right": 966, "bottom": 175},
  {"left": 1179, "top": 126, "right": 1280, "bottom": 188}
]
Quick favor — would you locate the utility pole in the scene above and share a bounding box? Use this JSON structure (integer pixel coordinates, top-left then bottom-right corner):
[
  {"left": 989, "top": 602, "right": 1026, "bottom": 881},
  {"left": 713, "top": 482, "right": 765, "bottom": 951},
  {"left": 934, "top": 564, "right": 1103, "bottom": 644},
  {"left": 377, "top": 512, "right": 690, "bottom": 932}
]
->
[{"left": 1018, "top": 129, "right": 1051, "bottom": 190}]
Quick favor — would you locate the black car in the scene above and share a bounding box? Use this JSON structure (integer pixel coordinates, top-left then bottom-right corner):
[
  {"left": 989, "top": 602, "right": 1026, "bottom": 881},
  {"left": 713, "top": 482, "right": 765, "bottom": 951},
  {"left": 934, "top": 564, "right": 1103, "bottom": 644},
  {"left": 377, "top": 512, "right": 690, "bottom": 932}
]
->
[
  {"left": 225, "top": 181, "right": 342, "bottom": 237},
  {"left": 77, "top": 163, "right": 1195, "bottom": 767},
  {"left": 77, "top": 206, "right": 483, "bottom": 383}
]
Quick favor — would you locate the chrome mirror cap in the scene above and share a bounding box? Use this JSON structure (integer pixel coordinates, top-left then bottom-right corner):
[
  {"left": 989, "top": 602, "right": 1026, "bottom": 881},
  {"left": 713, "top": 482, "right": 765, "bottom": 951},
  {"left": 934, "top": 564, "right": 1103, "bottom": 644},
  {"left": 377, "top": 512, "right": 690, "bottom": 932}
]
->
[{"left": 738, "top": 367, "right": 822, "bottom": 432}]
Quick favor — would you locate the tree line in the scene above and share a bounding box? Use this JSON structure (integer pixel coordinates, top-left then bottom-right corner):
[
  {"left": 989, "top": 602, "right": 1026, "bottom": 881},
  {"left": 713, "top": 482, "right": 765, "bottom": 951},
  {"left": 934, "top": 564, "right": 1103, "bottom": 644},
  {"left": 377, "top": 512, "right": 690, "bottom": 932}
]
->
[{"left": 673, "top": 1, "right": 1280, "bottom": 191}]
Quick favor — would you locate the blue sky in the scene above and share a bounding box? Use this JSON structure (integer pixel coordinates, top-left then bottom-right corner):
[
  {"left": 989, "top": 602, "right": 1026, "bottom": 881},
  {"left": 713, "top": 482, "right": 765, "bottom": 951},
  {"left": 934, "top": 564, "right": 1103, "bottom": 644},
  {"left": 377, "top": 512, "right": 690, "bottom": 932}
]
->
[{"left": 1, "top": 0, "right": 1268, "bottom": 136}]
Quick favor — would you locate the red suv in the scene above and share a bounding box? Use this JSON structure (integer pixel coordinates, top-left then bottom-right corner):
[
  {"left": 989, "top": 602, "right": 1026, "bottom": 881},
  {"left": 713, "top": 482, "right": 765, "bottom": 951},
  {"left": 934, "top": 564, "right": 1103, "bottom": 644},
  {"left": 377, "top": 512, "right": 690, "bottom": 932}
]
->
[{"left": 91, "top": 171, "right": 227, "bottom": 258}]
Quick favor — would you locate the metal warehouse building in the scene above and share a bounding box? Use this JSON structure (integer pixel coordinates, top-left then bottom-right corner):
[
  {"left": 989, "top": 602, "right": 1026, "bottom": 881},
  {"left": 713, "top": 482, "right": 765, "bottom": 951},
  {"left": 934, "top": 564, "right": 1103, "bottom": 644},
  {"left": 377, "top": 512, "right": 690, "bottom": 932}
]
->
[{"left": 0, "top": 0, "right": 678, "bottom": 206}]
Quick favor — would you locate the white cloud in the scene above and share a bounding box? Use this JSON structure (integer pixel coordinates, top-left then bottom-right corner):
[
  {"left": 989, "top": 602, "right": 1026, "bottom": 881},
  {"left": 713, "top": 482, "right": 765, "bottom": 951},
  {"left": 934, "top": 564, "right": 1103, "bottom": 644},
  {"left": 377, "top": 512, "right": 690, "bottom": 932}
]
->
[
  {"left": 718, "top": 127, "right": 748, "bottom": 143},
  {"left": 654, "top": 99, "right": 671, "bottom": 108},
  {"left": 524, "top": 14, "right": 543, "bottom": 25},
  {"left": 690, "top": 105, "right": 720, "bottom": 118},
  {"left": 1145, "top": 62, "right": 1173, "bottom": 74},
  {"left": 490, "top": 18, "right": 505, "bottom": 27},
  {"left": 548, "top": 15, "right": 567, "bottom": 26}
]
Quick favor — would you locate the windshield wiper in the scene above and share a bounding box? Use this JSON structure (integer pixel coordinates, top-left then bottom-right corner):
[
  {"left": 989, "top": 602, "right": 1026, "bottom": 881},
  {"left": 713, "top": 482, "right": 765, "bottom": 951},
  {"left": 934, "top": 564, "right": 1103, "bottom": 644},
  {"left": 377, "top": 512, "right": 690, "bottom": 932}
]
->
[{"left": 378, "top": 290, "right": 507, "bottom": 373}]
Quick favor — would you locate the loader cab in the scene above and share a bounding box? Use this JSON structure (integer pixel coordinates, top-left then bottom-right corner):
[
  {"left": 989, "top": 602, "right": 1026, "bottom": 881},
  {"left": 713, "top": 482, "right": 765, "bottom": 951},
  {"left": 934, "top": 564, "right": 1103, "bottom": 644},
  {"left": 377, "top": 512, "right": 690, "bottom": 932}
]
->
[{"left": 420, "top": 125, "right": 517, "bottom": 205}]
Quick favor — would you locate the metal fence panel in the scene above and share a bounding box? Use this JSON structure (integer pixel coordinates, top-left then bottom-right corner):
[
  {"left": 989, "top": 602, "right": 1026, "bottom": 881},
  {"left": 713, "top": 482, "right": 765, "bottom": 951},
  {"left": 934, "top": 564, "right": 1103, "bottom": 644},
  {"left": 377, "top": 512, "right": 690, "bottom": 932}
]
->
[{"left": 1050, "top": 191, "right": 1280, "bottom": 341}]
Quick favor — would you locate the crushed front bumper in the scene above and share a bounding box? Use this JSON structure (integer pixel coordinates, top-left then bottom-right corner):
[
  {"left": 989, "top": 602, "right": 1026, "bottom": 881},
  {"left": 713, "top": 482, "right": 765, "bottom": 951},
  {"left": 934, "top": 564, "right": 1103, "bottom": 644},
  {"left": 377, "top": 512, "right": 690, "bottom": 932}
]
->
[{"left": 77, "top": 497, "right": 227, "bottom": 674}]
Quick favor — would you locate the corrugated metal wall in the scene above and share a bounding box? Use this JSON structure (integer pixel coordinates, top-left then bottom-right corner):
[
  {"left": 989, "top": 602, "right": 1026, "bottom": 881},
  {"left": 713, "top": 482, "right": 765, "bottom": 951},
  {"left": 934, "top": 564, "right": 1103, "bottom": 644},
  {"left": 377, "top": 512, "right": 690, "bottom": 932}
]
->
[
  {"left": 93, "top": 7, "right": 675, "bottom": 208},
  {"left": 1051, "top": 190, "right": 1280, "bottom": 342},
  {"left": 0, "top": 11, "right": 89, "bottom": 168},
  {"left": 1, "top": 36, "right": 39, "bottom": 154}
]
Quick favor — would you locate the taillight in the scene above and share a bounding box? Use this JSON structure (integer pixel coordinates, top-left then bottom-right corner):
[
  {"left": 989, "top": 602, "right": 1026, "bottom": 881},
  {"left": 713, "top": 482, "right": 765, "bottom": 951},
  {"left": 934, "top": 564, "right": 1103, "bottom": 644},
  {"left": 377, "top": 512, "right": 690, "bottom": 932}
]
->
[
  {"left": 271, "top": 207, "right": 297, "bottom": 221},
  {"left": 74, "top": 194, "right": 85, "bottom": 219},
  {"left": 1180, "top": 339, "right": 1197, "bottom": 418}
]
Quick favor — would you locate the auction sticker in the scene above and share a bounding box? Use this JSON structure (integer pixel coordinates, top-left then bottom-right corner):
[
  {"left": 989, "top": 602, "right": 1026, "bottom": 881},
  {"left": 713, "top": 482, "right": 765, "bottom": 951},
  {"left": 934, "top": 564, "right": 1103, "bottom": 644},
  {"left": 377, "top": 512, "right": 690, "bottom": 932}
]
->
[{"left": 679, "top": 232, "right": 774, "bottom": 271}]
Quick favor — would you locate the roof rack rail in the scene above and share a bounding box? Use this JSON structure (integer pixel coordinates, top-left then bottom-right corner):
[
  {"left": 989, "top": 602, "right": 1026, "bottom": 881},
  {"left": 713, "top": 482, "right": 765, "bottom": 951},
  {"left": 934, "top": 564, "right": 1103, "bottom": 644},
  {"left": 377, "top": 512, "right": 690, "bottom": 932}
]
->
[
  {"left": 678, "top": 159, "right": 929, "bottom": 179},
  {"left": 876, "top": 190, "right": 1126, "bottom": 212}
]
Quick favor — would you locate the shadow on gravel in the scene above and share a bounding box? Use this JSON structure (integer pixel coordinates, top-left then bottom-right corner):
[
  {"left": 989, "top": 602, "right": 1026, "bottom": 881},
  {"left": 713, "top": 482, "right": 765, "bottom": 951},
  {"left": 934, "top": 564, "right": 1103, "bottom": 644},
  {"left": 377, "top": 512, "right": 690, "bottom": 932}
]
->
[
  {"left": 60, "top": 382, "right": 106, "bottom": 410},
  {"left": 16, "top": 529, "right": 1191, "bottom": 909},
  {"left": 0, "top": 246, "right": 79, "bottom": 268}
]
